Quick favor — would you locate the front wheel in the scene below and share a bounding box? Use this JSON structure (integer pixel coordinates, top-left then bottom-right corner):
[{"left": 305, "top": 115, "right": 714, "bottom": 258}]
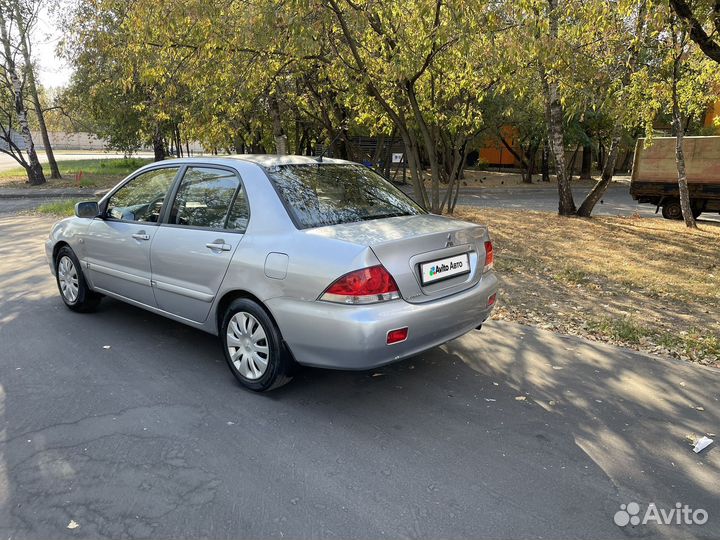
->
[
  {"left": 220, "top": 298, "right": 294, "bottom": 392},
  {"left": 55, "top": 246, "right": 102, "bottom": 312}
]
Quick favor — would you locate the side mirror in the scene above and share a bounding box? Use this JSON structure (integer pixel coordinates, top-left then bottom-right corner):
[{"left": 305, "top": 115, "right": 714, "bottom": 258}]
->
[{"left": 75, "top": 201, "right": 99, "bottom": 219}]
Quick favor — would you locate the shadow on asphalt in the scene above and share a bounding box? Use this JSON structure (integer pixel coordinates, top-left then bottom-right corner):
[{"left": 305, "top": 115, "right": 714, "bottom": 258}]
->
[{"left": 0, "top": 214, "right": 718, "bottom": 539}]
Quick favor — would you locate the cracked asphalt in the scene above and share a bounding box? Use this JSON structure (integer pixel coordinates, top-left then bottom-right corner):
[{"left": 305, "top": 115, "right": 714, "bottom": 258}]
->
[{"left": 0, "top": 215, "right": 718, "bottom": 539}]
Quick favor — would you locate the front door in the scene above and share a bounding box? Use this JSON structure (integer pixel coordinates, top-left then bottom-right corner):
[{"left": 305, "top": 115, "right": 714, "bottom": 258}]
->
[
  {"left": 150, "top": 166, "right": 250, "bottom": 322},
  {"left": 85, "top": 166, "right": 180, "bottom": 306}
]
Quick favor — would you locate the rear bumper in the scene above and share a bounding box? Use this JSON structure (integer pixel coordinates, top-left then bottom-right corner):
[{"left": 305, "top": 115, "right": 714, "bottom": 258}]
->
[{"left": 266, "top": 272, "right": 499, "bottom": 370}]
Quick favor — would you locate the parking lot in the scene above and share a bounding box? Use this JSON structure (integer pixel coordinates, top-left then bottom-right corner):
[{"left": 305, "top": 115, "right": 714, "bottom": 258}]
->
[{"left": 0, "top": 214, "right": 717, "bottom": 538}]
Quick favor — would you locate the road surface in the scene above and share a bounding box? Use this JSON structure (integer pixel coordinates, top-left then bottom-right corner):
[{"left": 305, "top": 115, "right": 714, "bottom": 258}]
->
[
  {"left": 407, "top": 183, "right": 720, "bottom": 222},
  {"left": 0, "top": 215, "right": 717, "bottom": 539}
]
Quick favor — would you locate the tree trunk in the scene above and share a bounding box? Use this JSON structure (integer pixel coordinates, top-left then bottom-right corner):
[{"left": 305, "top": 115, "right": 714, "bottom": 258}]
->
[
  {"left": 541, "top": 0, "right": 575, "bottom": 215},
  {"left": 14, "top": 2, "right": 60, "bottom": 179},
  {"left": 174, "top": 125, "right": 181, "bottom": 158},
  {"left": 0, "top": 11, "right": 44, "bottom": 185},
  {"left": 577, "top": 1, "right": 646, "bottom": 217},
  {"left": 407, "top": 83, "right": 441, "bottom": 213},
  {"left": 671, "top": 38, "right": 697, "bottom": 228},
  {"left": 541, "top": 140, "right": 550, "bottom": 182},
  {"left": 153, "top": 127, "right": 165, "bottom": 161},
  {"left": 577, "top": 132, "right": 620, "bottom": 217},
  {"left": 580, "top": 142, "right": 592, "bottom": 180},
  {"left": 269, "top": 94, "right": 288, "bottom": 155}
]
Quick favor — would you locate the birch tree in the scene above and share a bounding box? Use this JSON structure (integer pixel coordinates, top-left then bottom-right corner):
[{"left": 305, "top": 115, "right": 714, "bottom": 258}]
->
[
  {"left": 13, "top": 0, "right": 60, "bottom": 178},
  {"left": 0, "top": 1, "right": 44, "bottom": 184}
]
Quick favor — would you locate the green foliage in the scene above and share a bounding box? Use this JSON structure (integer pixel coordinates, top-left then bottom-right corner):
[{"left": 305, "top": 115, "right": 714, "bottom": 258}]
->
[{"left": 59, "top": 0, "right": 720, "bottom": 206}]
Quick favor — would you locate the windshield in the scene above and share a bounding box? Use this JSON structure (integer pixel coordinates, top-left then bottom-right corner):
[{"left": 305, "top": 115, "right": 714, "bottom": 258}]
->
[{"left": 266, "top": 163, "right": 425, "bottom": 229}]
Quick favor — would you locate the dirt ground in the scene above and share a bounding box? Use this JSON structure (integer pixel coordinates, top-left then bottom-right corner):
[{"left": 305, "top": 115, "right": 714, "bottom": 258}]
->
[
  {"left": 456, "top": 207, "right": 720, "bottom": 367},
  {"left": 396, "top": 168, "right": 632, "bottom": 190}
]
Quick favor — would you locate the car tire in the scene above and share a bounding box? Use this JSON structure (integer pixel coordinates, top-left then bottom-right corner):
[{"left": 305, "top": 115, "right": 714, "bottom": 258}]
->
[
  {"left": 220, "top": 298, "right": 294, "bottom": 392},
  {"left": 55, "top": 246, "right": 102, "bottom": 312},
  {"left": 661, "top": 200, "right": 683, "bottom": 220}
]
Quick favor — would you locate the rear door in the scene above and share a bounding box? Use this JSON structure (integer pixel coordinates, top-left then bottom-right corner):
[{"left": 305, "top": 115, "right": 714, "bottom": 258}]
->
[
  {"left": 85, "top": 166, "right": 180, "bottom": 306},
  {"left": 150, "top": 166, "right": 250, "bottom": 322}
]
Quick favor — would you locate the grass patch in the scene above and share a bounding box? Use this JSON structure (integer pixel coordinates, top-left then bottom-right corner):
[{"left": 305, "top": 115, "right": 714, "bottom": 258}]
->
[
  {"left": 587, "top": 317, "right": 653, "bottom": 343},
  {"left": 0, "top": 157, "right": 152, "bottom": 190},
  {"left": 455, "top": 207, "right": 720, "bottom": 366},
  {"left": 35, "top": 199, "right": 82, "bottom": 217}
]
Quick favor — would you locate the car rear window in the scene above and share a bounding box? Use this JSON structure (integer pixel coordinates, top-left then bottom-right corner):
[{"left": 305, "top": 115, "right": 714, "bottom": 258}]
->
[{"left": 266, "top": 163, "right": 425, "bottom": 229}]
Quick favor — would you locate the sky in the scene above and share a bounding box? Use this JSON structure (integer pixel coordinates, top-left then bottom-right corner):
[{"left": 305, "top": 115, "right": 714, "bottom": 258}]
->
[{"left": 32, "top": 4, "right": 72, "bottom": 89}]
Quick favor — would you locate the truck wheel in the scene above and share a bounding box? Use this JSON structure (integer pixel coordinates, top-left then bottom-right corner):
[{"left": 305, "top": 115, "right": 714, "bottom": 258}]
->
[{"left": 661, "top": 201, "right": 683, "bottom": 220}]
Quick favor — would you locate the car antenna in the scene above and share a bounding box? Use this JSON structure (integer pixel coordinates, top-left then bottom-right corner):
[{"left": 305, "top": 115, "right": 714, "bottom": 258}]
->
[{"left": 316, "top": 125, "right": 347, "bottom": 163}]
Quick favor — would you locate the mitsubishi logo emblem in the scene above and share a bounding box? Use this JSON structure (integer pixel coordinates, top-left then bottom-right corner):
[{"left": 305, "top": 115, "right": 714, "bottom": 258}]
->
[{"left": 445, "top": 234, "right": 454, "bottom": 248}]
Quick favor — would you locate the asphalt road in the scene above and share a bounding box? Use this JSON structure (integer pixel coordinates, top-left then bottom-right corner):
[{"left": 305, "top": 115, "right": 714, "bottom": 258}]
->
[
  {"left": 0, "top": 215, "right": 718, "bottom": 539},
  {"left": 406, "top": 183, "right": 720, "bottom": 222}
]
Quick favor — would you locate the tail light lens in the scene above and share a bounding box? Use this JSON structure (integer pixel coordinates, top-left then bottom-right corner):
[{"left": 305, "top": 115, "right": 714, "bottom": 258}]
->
[
  {"left": 483, "top": 241, "right": 494, "bottom": 273},
  {"left": 320, "top": 265, "right": 400, "bottom": 304}
]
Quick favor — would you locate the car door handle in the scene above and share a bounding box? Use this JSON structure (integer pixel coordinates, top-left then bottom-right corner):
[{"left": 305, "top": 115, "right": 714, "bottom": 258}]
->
[
  {"left": 132, "top": 232, "right": 150, "bottom": 241},
  {"left": 206, "top": 241, "right": 232, "bottom": 252}
]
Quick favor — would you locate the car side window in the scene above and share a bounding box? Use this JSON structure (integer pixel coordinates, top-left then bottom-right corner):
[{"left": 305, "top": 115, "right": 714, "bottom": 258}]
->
[
  {"left": 168, "top": 167, "right": 240, "bottom": 229},
  {"left": 225, "top": 185, "right": 250, "bottom": 232},
  {"left": 107, "top": 167, "right": 179, "bottom": 223}
]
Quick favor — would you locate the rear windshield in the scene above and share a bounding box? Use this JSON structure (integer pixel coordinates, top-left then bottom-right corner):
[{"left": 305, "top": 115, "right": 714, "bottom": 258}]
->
[{"left": 266, "top": 163, "right": 425, "bottom": 229}]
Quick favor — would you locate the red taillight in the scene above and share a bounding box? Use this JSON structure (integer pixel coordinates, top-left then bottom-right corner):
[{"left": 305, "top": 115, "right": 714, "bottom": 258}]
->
[
  {"left": 320, "top": 265, "right": 400, "bottom": 304},
  {"left": 487, "top": 293, "right": 496, "bottom": 307},
  {"left": 387, "top": 327, "right": 408, "bottom": 344},
  {"left": 483, "top": 241, "right": 494, "bottom": 272}
]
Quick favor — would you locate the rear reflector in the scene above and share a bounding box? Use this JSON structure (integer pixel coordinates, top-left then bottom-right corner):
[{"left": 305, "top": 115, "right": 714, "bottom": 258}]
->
[
  {"left": 320, "top": 265, "right": 400, "bottom": 304},
  {"left": 387, "top": 327, "right": 408, "bottom": 344},
  {"left": 483, "top": 241, "right": 494, "bottom": 272},
  {"left": 487, "top": 293, "right": 497, "bottom": 307}
]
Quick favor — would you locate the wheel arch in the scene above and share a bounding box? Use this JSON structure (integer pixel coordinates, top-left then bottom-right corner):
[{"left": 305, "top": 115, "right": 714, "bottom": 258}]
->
[
  {"left": 52, "top": 241, "right": 71, "bottom": 263},
  {"left": 214, "top": 290, "right": 280, "bottom": 335}
]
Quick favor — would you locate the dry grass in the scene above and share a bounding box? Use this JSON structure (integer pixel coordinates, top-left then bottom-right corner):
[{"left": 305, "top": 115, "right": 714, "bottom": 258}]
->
[{"left": 456, "top": 207, "right": 720, "bottom": 366}]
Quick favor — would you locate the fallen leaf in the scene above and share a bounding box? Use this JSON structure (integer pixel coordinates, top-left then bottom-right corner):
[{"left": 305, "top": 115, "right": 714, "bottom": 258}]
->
[
  {"left": 696, "top": 406, "right": 705, "bottom": 411},
  {"left": 552, "top": 366, "right": 563, "bottom": 370},
  {"left": 515, "top": 396, "right": 527, "bottom": 401},
  {"left": 102, "top": 345, "right": 111, "bottom": 350},
  {"left": 67, "top": 520, "right": 79, "bottom": 530},
  {"left": 484, "top": 398, "right": 496, "bottom": 402}
]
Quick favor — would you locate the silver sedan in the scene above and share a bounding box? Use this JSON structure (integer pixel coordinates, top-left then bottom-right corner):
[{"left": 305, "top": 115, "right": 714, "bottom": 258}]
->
[{"left": 46, "top": 155, "right": 498, "bottom": 391}]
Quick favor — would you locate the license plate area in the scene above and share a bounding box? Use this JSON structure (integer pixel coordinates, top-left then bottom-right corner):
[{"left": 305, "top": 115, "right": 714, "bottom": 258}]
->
[{"left": 420, "top": 253, "right": 471, "bottom": 286}]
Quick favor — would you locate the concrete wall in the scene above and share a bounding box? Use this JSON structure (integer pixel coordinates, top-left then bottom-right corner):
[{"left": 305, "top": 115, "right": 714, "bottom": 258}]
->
[{"left": 30, "top": 131, "right": 206, "bottom": 153}]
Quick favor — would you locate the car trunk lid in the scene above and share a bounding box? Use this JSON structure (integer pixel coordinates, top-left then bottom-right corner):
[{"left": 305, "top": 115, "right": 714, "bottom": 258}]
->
[{"left": 307, "top": 214, "right": 490, "bottom": 303}]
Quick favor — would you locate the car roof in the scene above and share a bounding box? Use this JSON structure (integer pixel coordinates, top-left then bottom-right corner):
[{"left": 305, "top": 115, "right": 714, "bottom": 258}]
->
[{"left": 154, "top": 154, "right": 353, "bottom": 169}]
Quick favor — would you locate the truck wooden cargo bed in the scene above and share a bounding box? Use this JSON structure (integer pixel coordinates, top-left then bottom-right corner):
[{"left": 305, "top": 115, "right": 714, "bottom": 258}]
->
[{"left": 630, "top": 136, "right": 720, "bottom": 219}]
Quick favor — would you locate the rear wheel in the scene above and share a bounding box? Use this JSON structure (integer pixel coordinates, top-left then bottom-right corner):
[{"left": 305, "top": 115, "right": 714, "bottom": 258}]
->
[
  {"left": 220, "top": 298, "right": 294, "bottom": 392},
  {"left": 661, "top": 200, "right": 682, "bottom": 220},
  {"left": 55, "top": 246, "right": 102, "bottom": 312}
]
